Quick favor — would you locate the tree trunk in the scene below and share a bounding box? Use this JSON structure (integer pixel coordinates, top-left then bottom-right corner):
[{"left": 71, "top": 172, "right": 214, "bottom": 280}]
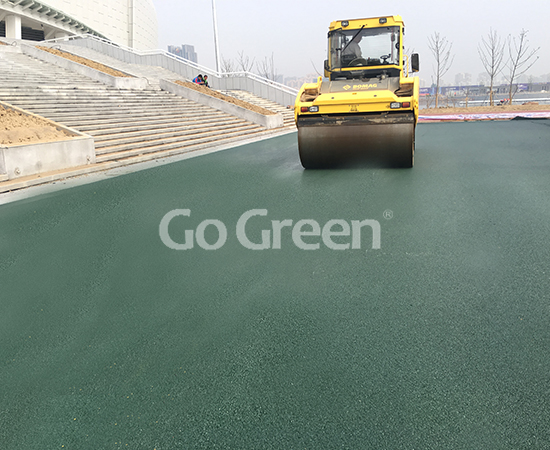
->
[{"left": 435, "top": 77, "right": 440, "bottom": 108}]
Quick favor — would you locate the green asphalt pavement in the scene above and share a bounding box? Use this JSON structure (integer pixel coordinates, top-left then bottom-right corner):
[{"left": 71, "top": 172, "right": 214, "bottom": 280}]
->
[{"left": 1, "top": 119, "right": 550, "bottom": 449}]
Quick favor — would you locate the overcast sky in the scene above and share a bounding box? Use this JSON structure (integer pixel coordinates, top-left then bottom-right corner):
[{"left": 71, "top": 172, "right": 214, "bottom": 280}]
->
[{"left": 152, "top": 0, "right": 550, "bottom": 84}]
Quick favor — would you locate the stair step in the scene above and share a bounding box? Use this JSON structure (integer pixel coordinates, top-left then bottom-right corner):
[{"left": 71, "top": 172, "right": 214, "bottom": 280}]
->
[
  {"left": 96, "top": 123, "right": 261, "bottom": 156},
  {"left": 1, "top": 102, "right": 173, "bottom": 111},
  {"left": 94, "top": 122, "right": 254, "bottom": 149},
  {"left": 101, "top": 131, "right": 272, "bottom": 165},
  {"left": 0, "top": 93, "right": 168, "bottom": 101},
  {"left": 0, "top": 93, "right": 183, "bottom": 101},
  {"left": 20, "top": 107, "right": 224, "bottom": 123},
  {"left": 59, "top": 113, "right": 231, "bottom": 131},
  {"left": 7, "top": 105, "right": 189, "bottom": 115},
  {"left": 89, "top": 117, "right": 245, "bottom": 137},
  {"left": 42, "top": 110, "right": 228, "bottom": 127},
  {"left": 96, "top": 126, "right": 263, "bottom": 163}
]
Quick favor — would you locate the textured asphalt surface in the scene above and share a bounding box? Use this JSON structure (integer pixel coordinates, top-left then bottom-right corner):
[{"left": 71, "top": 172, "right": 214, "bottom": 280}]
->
[{"left": 1, "top": 119, "right": 550, "bottom": 449}]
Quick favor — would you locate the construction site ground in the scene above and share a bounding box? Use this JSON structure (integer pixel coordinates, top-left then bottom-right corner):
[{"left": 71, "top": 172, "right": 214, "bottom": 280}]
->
[
  {"left": 2, "top": 104, "right": 549, "bottom": 147},
  {"left": 2, "top": 119, "right": 550, "bottom": 449}
]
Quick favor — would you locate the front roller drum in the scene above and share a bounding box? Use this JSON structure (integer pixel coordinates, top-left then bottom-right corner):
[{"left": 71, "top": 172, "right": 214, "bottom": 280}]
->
[{"left": 297, "top": 112, "right": 415, "bottom": 169}]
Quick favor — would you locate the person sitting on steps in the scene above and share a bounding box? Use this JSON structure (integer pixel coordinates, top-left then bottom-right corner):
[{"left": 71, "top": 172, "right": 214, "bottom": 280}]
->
[{"left": 193, "top": 74, "right": 205, "bottom": 85}]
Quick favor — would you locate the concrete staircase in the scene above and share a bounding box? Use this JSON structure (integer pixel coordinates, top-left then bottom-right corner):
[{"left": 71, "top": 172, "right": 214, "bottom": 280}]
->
[
  {"left": 41, "top": 40, "right": 297, "bottom": 125},
  {"left": 0, "top": 42, "right": 297, "bottom": 192},
  {"left": 40, "top": 42, "right": 297, "bottom": 125},
  {"left": 0, "top": 49, "right": 275, "bottom": 164}
]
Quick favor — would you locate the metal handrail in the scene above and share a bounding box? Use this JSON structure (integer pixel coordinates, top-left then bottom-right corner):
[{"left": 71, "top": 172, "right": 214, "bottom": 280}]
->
[{"left": 219, "top": 71, "right": 298, "bottom": 95}]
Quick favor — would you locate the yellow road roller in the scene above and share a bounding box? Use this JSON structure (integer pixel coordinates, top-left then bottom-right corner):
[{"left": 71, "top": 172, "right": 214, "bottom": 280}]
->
[{"left": 295, "top": 16, "right": 420, "bottom": 168}]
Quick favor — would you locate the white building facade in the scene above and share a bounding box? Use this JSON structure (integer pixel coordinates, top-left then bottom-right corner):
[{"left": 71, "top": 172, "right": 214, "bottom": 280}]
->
[{"left": 0, "top": 0, "right": 158, "bottom": 50}]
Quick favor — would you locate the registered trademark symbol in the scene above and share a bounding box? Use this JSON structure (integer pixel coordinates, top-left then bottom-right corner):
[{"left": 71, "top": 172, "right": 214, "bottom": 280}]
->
[{"left": 383, "top": 209, "right": 393, "bottom": 220}]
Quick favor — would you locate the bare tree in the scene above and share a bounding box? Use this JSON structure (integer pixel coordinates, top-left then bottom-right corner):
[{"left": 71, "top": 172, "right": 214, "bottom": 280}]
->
[
  {"left": 506, "top": 29, "right": 539, "bottom": 103},
  {"left": 478, "top": 29, "right": 505, "bottom": 106},
  {"left": 428, "top": 32, "right": 454, "bottom": 108},
  {"left": 236, "top": 51, "right": 255, "bottom": 72},
  {"left": 463, "top": 87, "right": 471, "bottom": 107},
  {"left": 310, "top": 59, "right": 322, "bottom": 77},
  {"left": 256, "top": 53, "right": 279, "bottom": 82},
  {"left": 425, "top": 94, "right": 434, "bottom": 109},
  {"left": 221, "top": 55, "right": 235, "bottom": 74}
]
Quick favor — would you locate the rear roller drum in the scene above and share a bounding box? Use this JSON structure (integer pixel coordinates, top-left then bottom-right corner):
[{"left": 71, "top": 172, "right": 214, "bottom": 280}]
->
[{"left": 297, "top": 113, "right": 415, "bottom": 169}]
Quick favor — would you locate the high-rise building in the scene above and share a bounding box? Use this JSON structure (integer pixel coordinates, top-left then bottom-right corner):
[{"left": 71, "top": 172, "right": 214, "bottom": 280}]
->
[
  {"left": 168, "top": 44, "right": 198, "bottom": 63},
  {"left": 181, "top": 45, "right": 198, "bottom": 63}
]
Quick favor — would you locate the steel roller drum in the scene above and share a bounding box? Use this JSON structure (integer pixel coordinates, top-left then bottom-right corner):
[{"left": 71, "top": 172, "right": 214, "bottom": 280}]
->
[{"left": 297, "top": 112, "right": 415, "bottom": 169}]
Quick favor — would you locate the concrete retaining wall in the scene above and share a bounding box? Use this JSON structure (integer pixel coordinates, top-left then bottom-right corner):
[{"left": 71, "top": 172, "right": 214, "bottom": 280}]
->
[
  {"left": 21, "top": 44, "right": 148, "bottom": 90},
  {"left": 0, "top": 102, "right": 95, "bottom": 180},
  {"left": 160, "top": 80, "right": 284, "bottom": 130}
]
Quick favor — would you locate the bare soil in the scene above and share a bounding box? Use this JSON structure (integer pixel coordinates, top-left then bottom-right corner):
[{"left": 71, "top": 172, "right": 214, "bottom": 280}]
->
[
  {"left": 0, "top": 105, "right": 72, "bottom": 146},
  {"left": 175, "top": 81, "right": 276, "bottom": 115},
  {"left": 36, "top": 46, "right": 132, "bottom": 78},
  {"left": 421, "top": 103, "right": 550, "bottom": 115}
]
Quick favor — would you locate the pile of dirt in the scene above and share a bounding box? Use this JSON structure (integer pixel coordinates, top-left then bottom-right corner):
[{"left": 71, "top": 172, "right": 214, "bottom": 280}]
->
[
  {"left": 175, "top": 81, "right": 276, "bottom": 116},
  {"left": 421, "top": 104, "right": 550, "bottom": 115},
  {"left": 36, "top": 46, "right": 132, "bottom": 78},
  {"left": 0, "top": 105, "right": 73, "bottom": 146}
]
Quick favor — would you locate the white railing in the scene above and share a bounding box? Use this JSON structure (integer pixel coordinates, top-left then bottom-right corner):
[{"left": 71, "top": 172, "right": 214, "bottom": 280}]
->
[
  {"left": 218, "top": 71, "right": 298, "bottom": 96},
  {"left": 41, "top": 34, "right": 299, "bottom": 106}
]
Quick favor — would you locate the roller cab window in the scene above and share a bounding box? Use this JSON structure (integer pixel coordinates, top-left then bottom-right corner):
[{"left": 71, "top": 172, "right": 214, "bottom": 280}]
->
[{"left": 329, "top": 26, "right": 401, "bottom": 69}]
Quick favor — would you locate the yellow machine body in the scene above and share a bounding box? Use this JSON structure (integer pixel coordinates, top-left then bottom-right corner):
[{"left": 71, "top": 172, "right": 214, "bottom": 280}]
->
[{"left": 295, "top": 15, "right": 419, "bottom": 168}]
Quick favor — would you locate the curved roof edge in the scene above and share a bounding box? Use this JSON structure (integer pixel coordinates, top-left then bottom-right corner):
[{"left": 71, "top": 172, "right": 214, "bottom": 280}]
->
[{"left": 0, "top": 0, "right": 109, "bottom": 40}]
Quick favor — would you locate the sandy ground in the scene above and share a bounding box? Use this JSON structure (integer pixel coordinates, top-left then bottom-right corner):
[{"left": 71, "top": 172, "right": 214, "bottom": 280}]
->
[
  {"left": 36, "top": 46, "right": 132, "bottom": 78},
  {"left": 0, "top": 105, "right": 72, "bottom": 146},
  {"left": 175, "top": 81, "right": 276, "bottom": 115}
]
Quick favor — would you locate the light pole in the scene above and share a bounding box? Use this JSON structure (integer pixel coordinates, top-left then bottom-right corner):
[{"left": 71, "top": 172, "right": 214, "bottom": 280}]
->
[{"left": 212, "top": 0, "right": 221, "bottom": 74}]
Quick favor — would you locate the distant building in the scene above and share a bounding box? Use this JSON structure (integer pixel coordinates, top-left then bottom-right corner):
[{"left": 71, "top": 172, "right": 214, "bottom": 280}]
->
[
  {"left": 455, "top": 72, "right": 472, "bottom": 86},
  {"left": 168, "top": 44, "right": 198, "bottom": 63},
  {"left": 284, "top": 74, "right": 318, "bottom": 89},
  {"left": 477, "top": 72, "right": 489, "bottom": 86},
  {"left": 182, "top": 45, "right": 198, "bottom": 63}
]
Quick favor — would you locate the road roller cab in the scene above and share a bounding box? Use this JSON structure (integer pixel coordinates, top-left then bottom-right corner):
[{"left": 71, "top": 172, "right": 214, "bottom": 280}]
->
[{"left": 295, "top": 16, "right": 420, "bottom": 168}]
